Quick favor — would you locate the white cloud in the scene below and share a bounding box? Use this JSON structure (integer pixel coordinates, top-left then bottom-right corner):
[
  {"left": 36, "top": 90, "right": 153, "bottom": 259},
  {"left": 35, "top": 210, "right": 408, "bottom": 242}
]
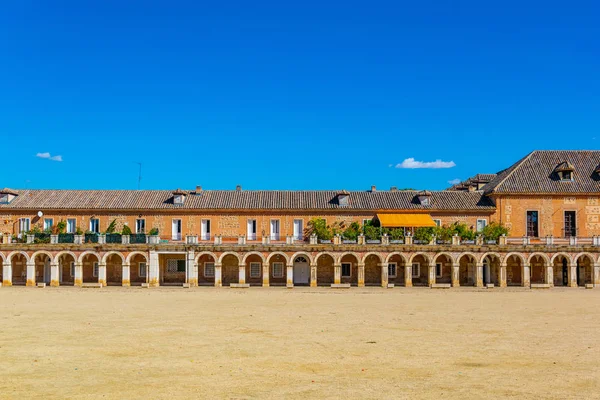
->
[
  {"left": 448, "top": 178, "right": 462, "bottom": 185},
  {"left": 36, "top": 152, "right": 63, "bottom": 162},
  {"left": 395, "top": 158, "right": 456, "bottom": 169}
]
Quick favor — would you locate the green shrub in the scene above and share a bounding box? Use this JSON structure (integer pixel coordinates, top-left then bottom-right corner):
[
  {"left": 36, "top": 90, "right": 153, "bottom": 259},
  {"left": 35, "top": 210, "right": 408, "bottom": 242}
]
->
[
  {"left": 307, "top": 218, "right": 333, "bottom": 240},
  {"left": 75, "top": 227, "right": 83, "bottom": 235},
  {"left": 414, "top": 227, "right": 435, "bottom": 242},
  {"left": 342, "top": 222, "right": 361, "bottom": 240},
  {"left": 56, "top": 220, "right": 67, "bottom": 234},
  {"left": 106, "top": 219, "right": 117, "bottom": 234},
  {"left": 482, "top": 222, "right": 509, "bottom": 241},
  {"left": 149, "top": 227, "right": 159, "bottom": 236},
  {"left": 451, "top": 222, "right": 476, "bottom": 240},
  {"left": 122, "top": 225, "right": 132, "bottom": 235}
]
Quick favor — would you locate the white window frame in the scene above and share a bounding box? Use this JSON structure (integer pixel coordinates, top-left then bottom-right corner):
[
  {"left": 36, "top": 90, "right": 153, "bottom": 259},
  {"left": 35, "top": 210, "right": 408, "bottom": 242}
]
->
[
  {"left": 135, "top": 219, "right": 146, "bottom": 234},
  {"left": 436, "top": 262, "right": 443, "bottom": 278},
  {"left": 0, "top": 193, "right": 8, "bottom": 204},
  {"left": 476, "top": 219, "right": 487, "bottom": 232},
  {"left": 412, "top": 262, "right": 420, "bottom": 278},
  {"left": 70, "top": 262, "right": 75, "bottom": 277},
  {"left": 174, "top": 194, "right": 184, "bottom": 204},
  {"left": 433, "top": 219, "right": 442, "bottom": 227},
  {"left": 89, "top": 219, "right": 100, "bottom": 233},
  {"left": 19, "top": 217, "right": 31, "bottom": 234},
  {"left": 270, "top": 219, "right": 280, "bottom": 241},
  {"left": 43, "top": 218, "right": 54, "bottom": 231},
  {"left": 247, "top": 219, "right": 257, "bottom": 241},
  {"left": 204, "top": 262, "right": 215, "bottom": 278},
  {"left": 171, "top": 219, "right": 182, "bottom": 241},
  {"left": 93, "top": 262, "right": 99, "bottom": 277},
  {"left": 293, "top": 219, "right": 303, "bottom": 240},
  {"left": 67, "top": 218, "right": 76, "bottom": 234},
  {"left": 388, "top": 262, "right": 397, "bottom": 278},
  {"left": 341, "top": 262, "right": 351, "bottom": 278},
  {"left": 139, "top": 262, "right": 147, "bottom": 278},
  {"left": 272, "top": 262, "right": 284, "bottom": 278},
  {"left": 362, "top": 219, "right": 371, "bottom": 227},
  {"left": 201, "top": 219, "right": 211, "bottom": 240},
  {"left": 249, "top": 262, "right": 261, "bottom": 278}
]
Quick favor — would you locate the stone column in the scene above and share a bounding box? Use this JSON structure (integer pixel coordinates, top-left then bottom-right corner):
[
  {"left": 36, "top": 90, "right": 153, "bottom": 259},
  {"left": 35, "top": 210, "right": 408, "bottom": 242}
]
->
[
  {"left": 98, "top": 263, "right": 107, "bottom": 286},
  {"left": 238, "top": 263, "right": 246, "bottom": 285},
  {"left": 475, "top": 263, "right": 484, "bottom": 287},
  {"left": 310, "top": 264, "right": 317, "bottom": 287},
  {"left": 499, "top": 264, "right": 507, "bottom": 288},
  {"left": 26, "top": 261, "right": 35, "bottom": 286},
  {"left": 262, "top": 263, "right": 269, "bottom": 287},
  {"left": 74, "top": 262, "right": 83, "bottom": 287},
  {"left": 187, "top": 251, "right": 197, "bottom": 286},
  {"left": 286, "top": 264, "right": 293, "bottom": 288},
  {"left": 380, "top": 263, "right": 388, "bottom": 288},
  {"left": 334, "top": 264, "right": 341, "bottom": 285},
  {"left": 451, "top": 265, "right": 460, "bottom": 287},
  {"left": 357, "top": 264, "right": 365, "bottom": 287},
  {"left": 50, "top": 263, "right": 60, "bottom": 287},
  {"left": 149, "top": 250, "right": 160, "bottom": 287},
  {"left": 569, "top": 264, "right": 578, "bottom": 287},
  {"left": 546, "top": 265, "right": 554, "bottom": 287},
  {"left": 122, "top": 263, "right": 131, "bottom": 287},
  {"left": 522, "top": 263, "right": 530, "bottom": 287},
  {"left": 2, "top": 263, "right": 12, "bottom": 286},
  {"left": 404, "top": 264, "right": 413, "bottom": 287},
  {"left": 428, "top": 264, "right": 436, "bottom": 287},
  {"left": 594, "top": 265, "right": 600, "bottom": 287},
  {"left": 214, "top": 264, "right": 222, "bottom": 287}
]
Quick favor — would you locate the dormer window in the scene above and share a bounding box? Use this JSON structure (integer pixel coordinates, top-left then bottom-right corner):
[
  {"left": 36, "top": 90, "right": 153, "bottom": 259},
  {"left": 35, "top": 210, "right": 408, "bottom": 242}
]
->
[
  {"left": 555, "top": 162, "right": 574, "bottom": 182},
  {"left": 337, "top": 190, "right": 350, "bottom": 207},
  {"left": 172, "top": 189, "right": 186, "bottom": 205},
  {"left": 0, "top": 188, "right": 18, "bottom": 204},
  {"left": 417, "top": 190, "right": 432, "bottom": 206}
]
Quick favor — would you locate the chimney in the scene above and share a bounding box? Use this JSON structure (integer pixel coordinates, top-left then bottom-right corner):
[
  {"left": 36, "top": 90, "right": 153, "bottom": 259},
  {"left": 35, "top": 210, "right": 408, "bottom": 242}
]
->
[
  {"left": 370, "top": 185, "right": 376, "bottom": 192},
  {"left": 236, "top": 185, "right": 242, "bottom": 192},
  {"left": 195, "top": 185, "right": 202, "bottom": 194},
  {"left": 390, "top": 186, "right": 398, "bottom": 192}
]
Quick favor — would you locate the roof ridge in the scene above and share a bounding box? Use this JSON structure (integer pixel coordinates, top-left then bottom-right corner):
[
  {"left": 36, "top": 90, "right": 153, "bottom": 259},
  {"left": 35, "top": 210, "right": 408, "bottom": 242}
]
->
[{"left": 489, "top": 150, "right": 536, "bottom": 194}]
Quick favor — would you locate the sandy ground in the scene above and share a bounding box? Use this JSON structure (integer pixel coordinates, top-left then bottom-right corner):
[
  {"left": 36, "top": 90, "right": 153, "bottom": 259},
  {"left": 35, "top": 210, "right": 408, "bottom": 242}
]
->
[{"left": 0, "top": 287, "right": 599, "bottom": 400}]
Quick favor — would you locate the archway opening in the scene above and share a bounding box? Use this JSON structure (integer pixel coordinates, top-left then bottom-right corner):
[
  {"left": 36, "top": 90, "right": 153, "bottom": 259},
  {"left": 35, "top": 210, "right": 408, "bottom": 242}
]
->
[
  {"left": 160, "top": 253, "right": 186, "bottom": 286},
  {"left": 221, "top": 254, "right": 240, "bottom": 286},
  {"left": 576, "top": 255, "right": 594, "bottom": 287},
  {"left": 58, "top": 253, "right": 76, "bottom": 286},
  {"left": 82, "top": 253, "right": 100, "bottom": 284},
  {"left": 386, "top": 254, "right": 405, "bottom": 286},
  {"left": 292, "top": 256, "right": 310, "bottom": 286},
  {"left": 530, "top": 255, "right": 547, "bottom": 284},
  {"left": 340, "top": 254, "right": 360, "bottom": 285},
  {"left": 129, "top": 253, "right": 149, "bottom": 286},
  {"left": 10, "top": 254, "right": 27, "bottom": 285},
  {"left": 506, "top": 255, "right": 523, "bottom": 286},
  {"left": 411, "top": 254, "right": 429, "bottom": 287},
  {"left": 245, "top": 254, "right": 263, "bottom": 287},
  {"left": 106, "top": 254, "right": 124, "bottom": 286},
  {"left": 268, "top": 254, "right": 288, "bottom": 287},
  {"left": 433, "top": 254, "right": 452, "bottom": 285},
  {"left": 197, "top": 254, "right": 216, "bottom": 286},
  {"left": 34, "top": 253, "right": 52, "bottom": 285},
  {"left": 458, "top": 254, "right": 477, "bottom": 286},
  {"left": 482, "top": 255, "right": 501, "bottom": 286},
  {"left": 316, "top": 254, "right": 335, "bottom": 286},
  {"left": 552, "top": 255, "right": 569, "bottom": 287}
]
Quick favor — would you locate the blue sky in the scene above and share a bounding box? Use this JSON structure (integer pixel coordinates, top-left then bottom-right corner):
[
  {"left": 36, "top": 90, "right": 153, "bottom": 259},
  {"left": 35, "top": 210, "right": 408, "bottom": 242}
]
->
[{"left": 1, "top": 1, "right": 598, "bottom": 191}]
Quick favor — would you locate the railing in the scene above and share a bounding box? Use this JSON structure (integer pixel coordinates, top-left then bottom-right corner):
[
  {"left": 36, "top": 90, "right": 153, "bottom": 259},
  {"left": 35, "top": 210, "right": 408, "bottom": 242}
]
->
[
  {"left": 561, "top": 228, "right": 579, "bottom": 238},
  {"left": 106, "top": 233, "right": 122, "bottom": 244},
  {"left": 171, "top": 233, "right": 182, "bottom": 241},
  {"left": 130, "top": 233, "right": 147, "bottom": 244},
  {"left": 34, "top": 233, "right": 51, "bottom": 244},
  {"left": 85, "top": 233, "right": 99, "bottom": 243},
  {"left": 58, "top": 233, "right": 74, "bottom": 243}
]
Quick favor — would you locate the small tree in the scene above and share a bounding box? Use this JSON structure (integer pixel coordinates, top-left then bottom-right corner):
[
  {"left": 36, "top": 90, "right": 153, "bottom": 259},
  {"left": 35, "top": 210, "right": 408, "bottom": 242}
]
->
[
  {"left": 75, "top": 227, "right": 83, "bottom": 235},
  {"left": 149, "top": 227, "right": 159, "bottom": 236},
  {"left": 387, "top": 228, "right": 404, "bottom": 240},
  {"left": 56, "top": 220, "right": 67, "bottom": 234},
  {"left": 122, "top": 225, "right": 132, "bottom": 235},
  {"left": 482, "top": 222, "right": 509, "bottom": 241},
  {"left": 342, "top": 222, "right": 361, "bottom": 240},
  {"left": 307, "top": 218, "right": 333, "bottom": 240},
  {"left": 105, "top": 219, "right": 117, "bottom": 234},
  {"left": 414, "top": 227, "right": 435, "bottom": 242},
  {"left": 451, "top": 222, "right": 475, "bottom": 240}
]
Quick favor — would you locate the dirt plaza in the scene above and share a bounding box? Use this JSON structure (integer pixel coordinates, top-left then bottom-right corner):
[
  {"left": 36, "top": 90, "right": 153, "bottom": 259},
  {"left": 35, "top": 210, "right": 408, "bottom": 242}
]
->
[{"left": 1, "top": 287, "right": 599, "bottom": 399}]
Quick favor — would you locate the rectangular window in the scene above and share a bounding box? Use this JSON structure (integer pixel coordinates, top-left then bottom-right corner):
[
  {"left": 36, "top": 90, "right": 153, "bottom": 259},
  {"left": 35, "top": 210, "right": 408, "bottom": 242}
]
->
[
  {"left": 293, "top": 219, "right": 303, "bottom": 240},
  {"left": 388, "top": 262, "right": 397, "bottom": 278},
  {"left": 0, "top": 193, "right": 8, "bottom": 204},
  {"left": 171, "top": 219, "right": 182, "bottom": 241},
  {"left": 247, "top": 219, "right": 257, "bottom": 240},
  {"left": 272, "top": 262, "right": 284, "bottom": 278},
  {"left": 67, "top": 219, "right": 76, "bottom": 234},
  {"left": 93, "top": 262, "right": 99, "bottom": 277},
  {"left": 250, "top": 262, "right": 261, "bottom": 278},
  {"left": 136, "top": 219, "right": 146, "bottom": 233},
  {"left": 270, "top": 219, "right": 280, "bottom": 241},
  {"left": 139, "top": 262, "right": 147, "bottom": 277},
  {"left": 564, "top": 211, "right": 577, "bottom": 237},
  {"left": 177, "top": 260, "right": 186, "bottom": 272},
  {"left": 436, "top": 263, "right": 442, "bottom": 278},
  {"left": 19, "top": 218, "right": 31, "bottom": 234},
  {"left": 412, "top": 262, "right": 420, "bottom": 278},
  {"left": 476, "top": 219, "right": 487, "bottom": 232},
  {"left": 201, "top": 219, "right": 211, "bottom": 240},
  {"left": 433, "top": 219, "right": 442, "bottom": 227},
  {"left": 70, "top": 262, "right": 75, "bottom": 277},
  {"left": 526, "top": 211, "right": 539, "bottom": 237},
  {"left": 43, "top": 218, "right": 53, "bottom": 231},
  {"left": 167, "top": 259, "right": 177, "bottom": 273},
  {"left": 204, "top": 262, "right": 215, "bottom": 277},
  {"left": 89, "top": 219, "right": 100, "bottom": 233},
  {"left": 341, "top": 263, "right": 351, "bottom": 278}
]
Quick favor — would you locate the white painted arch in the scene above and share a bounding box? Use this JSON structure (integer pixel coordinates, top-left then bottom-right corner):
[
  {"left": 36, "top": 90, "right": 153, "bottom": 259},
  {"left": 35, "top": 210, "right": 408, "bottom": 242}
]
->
[
  {"left": 408, "top": 252, "right": 433, "bottom": 265},
  {"left": 502, "top": 252, "right": 527, "bottom": 266},
  {"left": 361, "top": 252, "right": 384, "bottom": 265},
  {"left": 241, "top": 251, "right": 266, "bottom": 264},
  {"left": 218, "top": 251, "right": 241, "bottom": 264},
  {"left": 550, "top": 252, "right": 572, "bottom": 266},
  {"left": 194, "top": 251, "right": 218, "bottom": 264},
  {"left": 433, "top": 252, "right": 454, "bottom": 265},
  {"left": 314, "top": 252, "right": 336, "bottom": 265},
  {"left": 31, "top": 250, "right": 54, "bottom": 263},
  {"left": 456, "top": 252, "right": 479, "bottom": 265},
  {"left": 385, "top": 252, "right": 408, "bottom": 264},
  {"left": 337, "top": 251, "right": 362, "bottom": 265},
  {"left": 266, "top": 252, "right": 290, "bottom": 265},
  {"left": 77, "top": 251, "right": 101, "bottom": 264},
  {"left": 102, "top": 251, "right": 125, "bottom": 264},
  {"left": 53, "top": 251, "right": 78, "bottom": 265},
  {"left": 527, "top": 252, "right": 551, "bottom": 265},
  {"left": 290, "top": 252, "right": 313, "bottom": 266},
  {"left": 7, "top": 251, "right": 30, "bottom": 263},
  {"left": 573, "top": 252, "right": 597, "bottom": 265},
  {"left": 126, "top": 251, "right": 149, "bottom": 264}
]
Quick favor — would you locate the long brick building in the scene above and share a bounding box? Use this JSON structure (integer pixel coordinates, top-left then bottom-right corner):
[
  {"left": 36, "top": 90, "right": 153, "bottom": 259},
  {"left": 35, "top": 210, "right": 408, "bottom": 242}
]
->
[{"left": 1, "top": 150, "right": 599, "bottom": 289}]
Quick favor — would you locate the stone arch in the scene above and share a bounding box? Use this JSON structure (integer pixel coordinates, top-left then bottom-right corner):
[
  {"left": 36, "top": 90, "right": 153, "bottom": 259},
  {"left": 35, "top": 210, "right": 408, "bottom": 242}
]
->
[
  {"left": 218, "top": 252, "right": 241, "bottom": 265},
  {"left": 0, "top": 252, "right": 6, "bottom": 263},
  {"left": 528, "top": 252, "right": 549, "bottom": 285},
  {"left": 455, "top": 252, "right": 479, "bottom": 265},
  {"left": 360, "top": 252, "right": 384, "bottom": 265},
  {"left": 408, "top": 252, "right": 432, "bottom": 265},
  {"left": 127, "top": 251, "right": 149, "bottom": 264},
  {"left": 102, "top": 251, "right": 125, "bottom": 264},
  {"left": 7, "top": 251, "right": 30, "bottom": 263},
  {"left": 266, "top": 252, "right": 290, "bottom": 265},
  {"left": 433, "top": 252, "right": 454, "bottom": 266},
  {"left": 457, "top": 252, "right": 478, "bottom": 286},
  {"left": 336, "top": 252, "right": 361, "bottom": 265},
  {"left": 502, "top": 252, "right": 527, "bottom": 266},
  {"left": 385, "top": 252, "right": 408, "bottom": 264},
  {"left": 527, "top": 252, "right": 550, "bottom": 266},
  {"left": 480, "top": 252, "right": 502, "bottom": 263},
  {"left": 315, "top": 252, "right": 336, "bottom": 286},
  {"left": 53, "top": 251, "right": 77, "bottom": 265},
  {"left": 242, "top": 251, "right": 266, "bottom": 264},
  {"left": 78, "top": 251, "right": 101, "bottom": 264},
  {"left": 31, "top": 250, "right": 54, "bottom": 262},
  {"left": 314, "top": 252, "right": 336, "bottom": 265},
  {"left": 574, "top": 252, "right": 596, "bottom": 265},
  {"left": 290, "top": 252, "right": 313, "bottom": 266},
  {"left": 550, "top": 252, "right": 572, "bottom": 266}
]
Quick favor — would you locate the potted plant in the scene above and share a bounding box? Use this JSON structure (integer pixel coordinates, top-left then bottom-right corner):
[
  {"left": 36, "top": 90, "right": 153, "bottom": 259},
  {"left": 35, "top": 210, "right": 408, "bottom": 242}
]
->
[
  {"left": 148, "top": 227, "right": 160, "bottom": 244},
  {"left": 121, "top": 224, "right": 132, "bottom": 244}
]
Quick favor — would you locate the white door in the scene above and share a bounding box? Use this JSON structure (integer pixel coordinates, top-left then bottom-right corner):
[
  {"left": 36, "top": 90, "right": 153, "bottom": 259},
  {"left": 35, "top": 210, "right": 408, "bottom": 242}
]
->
[
  {"left": 172, "top": 219, "right": 182, "bottom": 240},
  {"left": 293, "top": 262, "right": 310, "bottom": 284},
  {"left": 247, "top": 219, "right": 257, "bottom": 240},
  {"left": 293, "top": 219, "right": 303, "bottom": 240},
  {"left": 67, "top": 219, "right": 76, "bottom": 233},
  {"left": 270, "top": 220, "right": 280, "bottom": 240},
  {"left": 201, "top": 219, "right": 210, "bottom": 240}
]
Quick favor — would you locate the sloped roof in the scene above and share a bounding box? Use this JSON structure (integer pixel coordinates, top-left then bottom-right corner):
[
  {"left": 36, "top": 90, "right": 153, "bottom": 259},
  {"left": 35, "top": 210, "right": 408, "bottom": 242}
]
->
[
  {"left": 483, "top": 150, "right": 600, "bottom": 194},
  {"left": 0, "top": 189, "right": 495, "bottom": 211},
  {"left": 446, "top": 174, "right": 497, "bottom": 190}
]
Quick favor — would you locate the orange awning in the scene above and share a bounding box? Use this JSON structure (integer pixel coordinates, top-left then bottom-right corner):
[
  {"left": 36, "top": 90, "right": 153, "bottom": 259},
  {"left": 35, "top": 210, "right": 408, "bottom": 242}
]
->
[{"left": 376, "top": 213, "right": 437, "bottom": 228}]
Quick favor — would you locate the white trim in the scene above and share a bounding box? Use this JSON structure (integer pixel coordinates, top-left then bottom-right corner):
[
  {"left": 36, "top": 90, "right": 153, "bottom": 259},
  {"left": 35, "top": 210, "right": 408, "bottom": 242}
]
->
[
  {"left": 435, "top": 262, "right": 443, "bottom": 278},
  {"left": 341, "top": 262, "right": 351, "bottom": 278},
  {"left": 89, "top": 218, "right": 100, "bottom": 233},
  {"left": 563, "top": 209, "right": 577, "bottom": 237},
  {"left": 249, "top": 262, "right": 261, "bottom": 278},
  {"left": 201, "top": 219, "right": 211, "bottom": 240},
  {"left": 433, "top": 219, "right": 442, "bottom": 227},
  {"left": 171, "top": 219, "right": 182, "bottom": 241},
  {"left": 388, "top": 262, "right": 397, "bottom": 278},
  {"left": 66, "top": 218, "right": 76, "bottom": 234},
  {"left": 270, "top": 219, "right": 280, "bottom": 241},
  {"left": 43, "top": 218, "right": 54, "bottom": 231},
  {"left": 293, "top": 219, "right": 303, "bottom": 240},
  {"left": 272, "top": 262, "right": 284, "bottom": 278},
  {"left": 476, "top": 219, "right": 487, "bottom": 232},
  {"left": 411, "top": 262, "right": 420, "bottom": 278},
  {"left": 247, "top": 219, "right": 257, "bottom": 241},
  {"left": 19, "top": 217, "right": 31, "bottom": 234},
  {"left": 135, "top": 219, "right": 146, "bottom": 234},
  {"left": 204, "top": 262, "right": 215, "bottom": 278}
]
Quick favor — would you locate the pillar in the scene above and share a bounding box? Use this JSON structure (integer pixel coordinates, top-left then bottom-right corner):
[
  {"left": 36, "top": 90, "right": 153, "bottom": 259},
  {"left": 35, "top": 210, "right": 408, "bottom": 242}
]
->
[
  {"left": 404, "top": 264, "right": 413, "bottom": 287},
  {"left": 522, "top": 263, "right": 530, "bottom": 287},
  {"left": 499, "top": 264, "right": 507, "bottom": 288},
  {"left": 262, "top": 263, "right": 269, "bottom": 287},
  {"left": 428, "top": 264, "right": 436, "bottom": 287},
  {"left": 149, "top": 250, "right": 160, "bottom": 287},
  {"left": 74, "top": 262, "right": 83, "bottom": 287},
  {"left": 380, "top": 263, "right": 388, "bottom": 288},
  {"left": 2, "top": 263, "right": 12, "bottom": 286},
  {"left": 122, "top": 263, "right": 131, "bottom": 287},
  {"left": 98, "top": 263, "right": 107, "bottom": 286},
  {"left": 594, "top": 265, "right": 600, "bottom": 287},
  {"left": 186, "top": 250, "right": 197, "bottom": 286},
  {"left": 358, "top": 263, "right": 365, "bottom": 287},
  {"left": 286, "top": 264, "right": 293, "bottom": 288},
  {"left": 239, "top": 263, "right": 246, "bottom": 284},
  {"left": 546, "top": 264, "right": 554, "bottom": 287},
  {"left": 334, "top": 264, "right": 341, "bottom": 285},
  {"left": 569, "top": 264, "right": 577, "bottom": 287},
  {"left": 214, "top": 264, "right": 222, "bottom": 287},
  {"left": 451, "top": 265, "right": 460, "bottom": 287},
  {"left": 50, "top": 263, "right": 60, "bottom": 287},
  {"left": 310, "top": 264, "right": 317, "bottom": 287},
  {"left": 26, "top": 261, "right": 35, "bottom": 286},
  {"left": 475, "top": 263, "right": 484, "bottom": 287}
]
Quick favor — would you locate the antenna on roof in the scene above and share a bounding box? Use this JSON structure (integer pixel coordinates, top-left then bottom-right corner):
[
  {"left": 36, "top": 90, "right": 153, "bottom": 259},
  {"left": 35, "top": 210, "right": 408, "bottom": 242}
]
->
[{"left": 136, "top": 162, "right": 142, "bottom": 190}]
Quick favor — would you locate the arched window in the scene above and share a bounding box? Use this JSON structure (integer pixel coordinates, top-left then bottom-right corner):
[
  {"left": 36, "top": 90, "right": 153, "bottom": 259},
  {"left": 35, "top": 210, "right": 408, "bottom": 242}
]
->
[{"left": 294, "top": 256, "right": 308, "bottom": 263}]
